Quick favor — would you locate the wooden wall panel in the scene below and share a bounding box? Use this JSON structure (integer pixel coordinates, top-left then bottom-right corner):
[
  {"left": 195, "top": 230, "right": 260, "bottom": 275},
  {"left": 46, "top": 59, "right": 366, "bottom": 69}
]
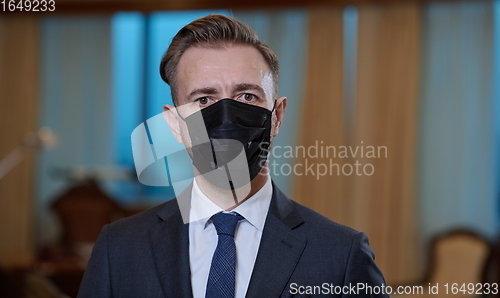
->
[{"left": 0, "top": 15, "right": 38, "bottom": 268}]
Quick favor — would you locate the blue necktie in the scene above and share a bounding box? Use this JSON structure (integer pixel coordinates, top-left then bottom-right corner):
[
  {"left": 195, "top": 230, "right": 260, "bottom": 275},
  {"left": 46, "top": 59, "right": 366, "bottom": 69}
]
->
[{"left": 205, "top": 212, "right": 244, "bottom": 298}]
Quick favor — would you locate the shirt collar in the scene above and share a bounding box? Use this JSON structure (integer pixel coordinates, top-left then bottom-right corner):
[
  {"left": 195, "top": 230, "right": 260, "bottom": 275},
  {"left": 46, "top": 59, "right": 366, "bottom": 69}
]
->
[{"left": 189, "top": 176, "right": 273, "bottom": 231}]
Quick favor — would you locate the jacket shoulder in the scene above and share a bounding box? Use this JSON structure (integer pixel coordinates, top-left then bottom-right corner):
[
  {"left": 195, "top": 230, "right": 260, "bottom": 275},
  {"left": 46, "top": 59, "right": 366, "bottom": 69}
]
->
[
  {"left": 106, "top": 199, "right": 179, "bottom": 235},
  {"left": 293, "top": 201, "right": 359, "bottom": 235}
]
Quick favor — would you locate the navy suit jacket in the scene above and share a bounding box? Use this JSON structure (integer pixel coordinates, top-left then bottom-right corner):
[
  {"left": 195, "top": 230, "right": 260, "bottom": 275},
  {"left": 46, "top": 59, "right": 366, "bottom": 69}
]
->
[{"left": 77, "top": 183, "right": 388, "bottom": 297}]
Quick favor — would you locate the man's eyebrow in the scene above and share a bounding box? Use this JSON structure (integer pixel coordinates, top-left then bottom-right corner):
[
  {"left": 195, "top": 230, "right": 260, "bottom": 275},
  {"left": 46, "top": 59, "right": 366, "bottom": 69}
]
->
[
  {"left": 233, "top": 83, "right": 265, "bottom": 95},
  {"left": 187, "top": 87, "right": 218, "bottom": 100}
]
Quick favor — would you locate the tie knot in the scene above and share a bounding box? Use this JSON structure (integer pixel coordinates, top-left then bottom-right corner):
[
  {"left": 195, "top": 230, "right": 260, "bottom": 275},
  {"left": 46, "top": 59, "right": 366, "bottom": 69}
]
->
[{"left": 210, "top": 212, "right": 243, "bottom": 237}]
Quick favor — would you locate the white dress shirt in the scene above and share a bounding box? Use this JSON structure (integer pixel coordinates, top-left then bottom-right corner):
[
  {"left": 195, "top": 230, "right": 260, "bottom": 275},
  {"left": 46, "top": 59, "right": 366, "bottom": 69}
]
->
[{"left": 189, "top": 176, "right": 273, "bottom": 298}]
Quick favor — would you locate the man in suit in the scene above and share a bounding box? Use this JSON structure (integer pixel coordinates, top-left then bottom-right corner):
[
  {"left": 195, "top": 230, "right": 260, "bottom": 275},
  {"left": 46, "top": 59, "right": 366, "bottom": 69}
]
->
[{"left": 78, "top": 14, "right": 388, "bottom": 298}]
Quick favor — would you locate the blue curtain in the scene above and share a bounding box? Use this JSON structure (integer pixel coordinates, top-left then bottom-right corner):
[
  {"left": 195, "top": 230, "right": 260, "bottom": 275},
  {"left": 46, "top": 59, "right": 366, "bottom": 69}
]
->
[
  {"left": 37, "top": 16, "right": 113, "bottom": 245},
  {"left": 419, "top": 1, "right": 497, "bottom": 241}
]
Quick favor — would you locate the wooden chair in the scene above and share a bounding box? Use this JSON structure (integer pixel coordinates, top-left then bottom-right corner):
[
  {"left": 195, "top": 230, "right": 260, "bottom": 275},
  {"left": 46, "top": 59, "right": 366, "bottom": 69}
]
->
[
  {"left": 42, "top": 179, "right": 124, "bottom": 297},
  {"left": 426, "top": 230, "right": 491, "bottom": 287},
  {"left": 391, "top": 229, "right": 492, "bottom": 298},
  {"left": 52, "top": 179, "right": 124, "bottom": 256}
]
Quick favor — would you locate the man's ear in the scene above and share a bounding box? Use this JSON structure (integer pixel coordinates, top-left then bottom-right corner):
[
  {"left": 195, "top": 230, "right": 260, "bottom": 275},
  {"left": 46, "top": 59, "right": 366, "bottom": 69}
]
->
[
  {"left": 272, "top": 97, "right": 287, "bottom": 137},
  {"left": 163, "top": 104, "right": 184, "bottom": 144}
]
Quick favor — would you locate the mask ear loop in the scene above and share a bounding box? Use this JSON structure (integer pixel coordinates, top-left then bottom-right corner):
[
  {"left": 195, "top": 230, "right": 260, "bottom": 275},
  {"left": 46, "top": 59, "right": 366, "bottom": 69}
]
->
[
  {"left": 270, "top": 99, "right": 280, "bottom": 129},
  {"left": 173, "top": 102, "right": 200, "bottom": 122},
  {"left": 171, "top": 101, "right": 187, "bottom": 122},
  {"left": 271, "top": 99, "right": 277, "bottom": 113},
  {"left": 175, "top": 108, "right": 187, "bottom": 122}
]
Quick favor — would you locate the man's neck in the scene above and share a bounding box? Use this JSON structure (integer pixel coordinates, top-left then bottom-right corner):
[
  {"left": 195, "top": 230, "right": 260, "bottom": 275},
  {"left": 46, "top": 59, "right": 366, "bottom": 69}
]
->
[{"left": 194, "top": 166, "right": 269, "bottom": 211}]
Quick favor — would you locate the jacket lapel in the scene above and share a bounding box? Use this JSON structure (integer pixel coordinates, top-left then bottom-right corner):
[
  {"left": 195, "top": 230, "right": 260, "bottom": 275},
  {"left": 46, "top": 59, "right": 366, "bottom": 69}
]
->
[
  {"left": 246, "top": 184, "right": 307, "bottom": 298},
  {"left": 149, "top": 189, "right": 193, "bottom": 298}
]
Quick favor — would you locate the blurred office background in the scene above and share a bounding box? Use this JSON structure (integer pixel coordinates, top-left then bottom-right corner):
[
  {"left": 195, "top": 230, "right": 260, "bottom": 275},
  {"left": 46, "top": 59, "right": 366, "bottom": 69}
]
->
[{"left": 1, "top": 0, "right": 499, "bottom": 296}]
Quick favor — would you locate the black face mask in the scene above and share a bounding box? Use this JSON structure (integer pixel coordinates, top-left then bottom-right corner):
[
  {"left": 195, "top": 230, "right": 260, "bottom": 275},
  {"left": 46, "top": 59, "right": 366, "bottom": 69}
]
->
[{"left": 183, "top": 98, "right": 272, "bottom": 189}]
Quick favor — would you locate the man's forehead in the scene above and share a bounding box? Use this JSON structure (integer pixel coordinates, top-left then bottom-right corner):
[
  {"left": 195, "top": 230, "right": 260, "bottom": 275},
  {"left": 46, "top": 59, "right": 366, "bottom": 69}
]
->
[
  {"left": 176, "top": 44, "right": 273, "bottom": 98},
  {"left": 178, "top": 44, "right": 270, "bottom": 72}
]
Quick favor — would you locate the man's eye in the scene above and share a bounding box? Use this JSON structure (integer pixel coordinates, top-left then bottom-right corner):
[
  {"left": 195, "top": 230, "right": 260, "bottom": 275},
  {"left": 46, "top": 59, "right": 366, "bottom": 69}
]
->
[
  {"left": 197, "top": 97, "right": 209, "bottom": 105},
  {"left": 242, "top": 93, "right": 256, "bottom": 101}
]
